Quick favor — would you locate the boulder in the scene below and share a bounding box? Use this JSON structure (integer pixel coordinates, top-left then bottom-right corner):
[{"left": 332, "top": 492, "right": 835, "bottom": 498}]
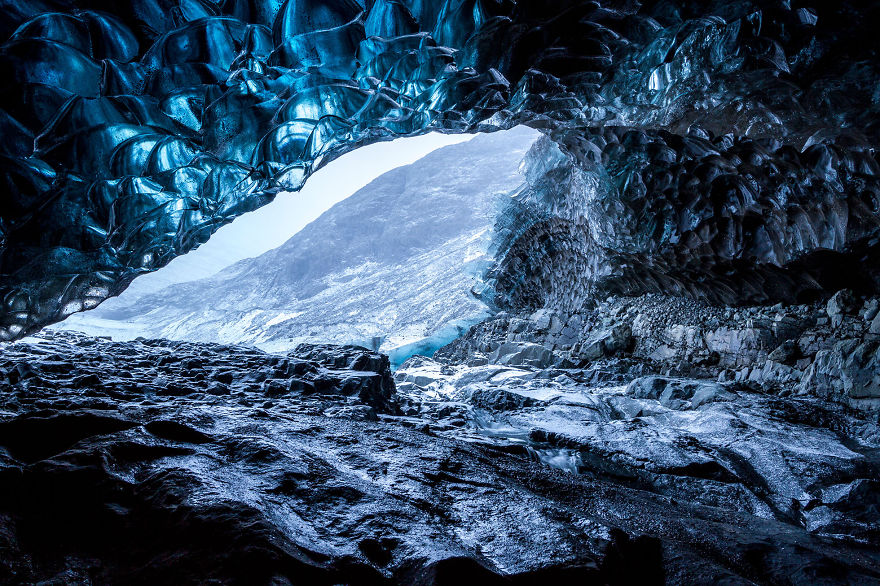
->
[
  {"left": 469, "top": 388, "right": 539, "bottom": 411},
  {"left": 768, "top": 340, "right": 799, "bottom": 364},
  {"left": 800, "top": 339, "right": 880, "bottom": 408},
  {"left": 871, "top": 313, "right": 880, "bottom": 336},
  {"left": 489, "top": 343, "right": 556, "bottom": 369},
  {"left": 626, "top": 376, "right": 735, "bottom": 409},
  {"left": 827, "top": 289, "right": 857, "bottom": 326},
  {"left": 578, "top": 324, "right": 633, "bottom": 362},
  {"left": 861, "top": 298, "right": 879, "bottom": 322}
]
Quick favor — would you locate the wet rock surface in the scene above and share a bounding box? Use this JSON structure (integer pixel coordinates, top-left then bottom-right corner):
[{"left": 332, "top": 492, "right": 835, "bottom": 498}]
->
[
  {"left": 1, "top": 330, "right": 879, "bottom": 584},
  {"left": 396, "top": 357, "right": 880, "bottom": 544},
  {"left": 441, "top": 291, "right": 880, "bottom": 411}
]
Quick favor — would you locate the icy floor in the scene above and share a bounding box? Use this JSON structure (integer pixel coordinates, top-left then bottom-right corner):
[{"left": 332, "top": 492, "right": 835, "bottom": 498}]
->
[
  {"left": 395, "top": 356, "right": 880, "bottom": 539},
  {"left": 2, "top": 331, "right": 879, "bottom": 582}
]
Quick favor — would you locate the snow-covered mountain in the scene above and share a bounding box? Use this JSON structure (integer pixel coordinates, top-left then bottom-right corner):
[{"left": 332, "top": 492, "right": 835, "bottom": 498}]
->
[{"left": 58, "top": 127, "right": 539, "bottom": 364}]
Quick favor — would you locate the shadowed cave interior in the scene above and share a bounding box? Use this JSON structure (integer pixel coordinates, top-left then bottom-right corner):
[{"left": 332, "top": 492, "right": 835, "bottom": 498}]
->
[{"left": 1, "top": 0, "right": 880, "bottom": 584}]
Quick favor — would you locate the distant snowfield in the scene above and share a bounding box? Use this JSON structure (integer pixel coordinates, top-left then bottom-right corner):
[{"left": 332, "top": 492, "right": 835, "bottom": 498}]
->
[{"left": 57, "top": 127, "right": 540, "bottom": 365}]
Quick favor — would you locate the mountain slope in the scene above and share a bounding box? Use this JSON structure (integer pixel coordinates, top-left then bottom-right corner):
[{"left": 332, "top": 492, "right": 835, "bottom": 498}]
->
[{"left": 59, "top": 127, "right": 539, "bottom": 363}]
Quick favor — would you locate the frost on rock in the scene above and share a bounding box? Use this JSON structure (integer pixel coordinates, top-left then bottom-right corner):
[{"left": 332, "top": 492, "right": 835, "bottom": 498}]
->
[{"left": 2, "top": 0, "right": 880, "bottom": 338}]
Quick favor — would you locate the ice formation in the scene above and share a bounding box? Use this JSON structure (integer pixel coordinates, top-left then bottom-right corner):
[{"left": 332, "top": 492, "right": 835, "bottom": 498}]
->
[{"left": 2, "top": 0, "right": 879, "bottom": 339}]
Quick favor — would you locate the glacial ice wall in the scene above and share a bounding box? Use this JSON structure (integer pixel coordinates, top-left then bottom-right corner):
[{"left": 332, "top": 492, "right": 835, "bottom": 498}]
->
[
  {"left": 2, "top": 0, "right": 880, "bottom": 339},
  {"left": 488, "top": 125, "right": 880, "bottom": 311}
]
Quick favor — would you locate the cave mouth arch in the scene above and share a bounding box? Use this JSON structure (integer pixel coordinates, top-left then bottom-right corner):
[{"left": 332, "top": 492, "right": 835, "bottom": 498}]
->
[
  {"left": 51, "top": 127, "right": 540, "bottom": 366},
  {"left": 2, "top": 0, "right": 880, "bottom": 341},
  {"left": 2, "top": 4, "right": 880, "bottom": 579}
]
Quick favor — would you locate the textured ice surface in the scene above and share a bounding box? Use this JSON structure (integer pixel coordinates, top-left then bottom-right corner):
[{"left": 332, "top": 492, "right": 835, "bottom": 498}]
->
[{"left": 2, "top": 0, "right": 880, "bottom": 338}]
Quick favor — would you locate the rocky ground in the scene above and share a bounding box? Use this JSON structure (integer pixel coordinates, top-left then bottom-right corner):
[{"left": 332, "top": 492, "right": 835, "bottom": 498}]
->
[
  {"left": 0, "top": 319, "right": 879, "bottom": 584},
  {"left": 439, "top": 289, "right": 880, "bottom": 410}
]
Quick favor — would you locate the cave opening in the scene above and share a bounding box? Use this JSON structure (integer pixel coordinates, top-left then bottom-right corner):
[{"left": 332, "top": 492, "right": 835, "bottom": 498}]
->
[
  {"left": 2, "top": 0, "right": 880, "bottom": 583},
  {"left": 53, "top": 126, "right": 539, "bottom": 368}
]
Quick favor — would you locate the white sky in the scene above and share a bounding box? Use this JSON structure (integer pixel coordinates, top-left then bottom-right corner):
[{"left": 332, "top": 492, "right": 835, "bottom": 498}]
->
[{"left": 127, "top": 132, "right": 475, "bottom": 295}]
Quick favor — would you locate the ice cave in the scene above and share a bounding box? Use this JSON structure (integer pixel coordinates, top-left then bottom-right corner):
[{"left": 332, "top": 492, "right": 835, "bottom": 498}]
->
[{"left": 1, "top": 0, "right": 880, "bottom": 583}]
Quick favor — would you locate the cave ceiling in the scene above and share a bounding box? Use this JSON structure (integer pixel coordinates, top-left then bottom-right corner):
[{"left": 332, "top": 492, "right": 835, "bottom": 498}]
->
[{"left": 1, "top": 0, "right": 879, "bottom": 339}]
